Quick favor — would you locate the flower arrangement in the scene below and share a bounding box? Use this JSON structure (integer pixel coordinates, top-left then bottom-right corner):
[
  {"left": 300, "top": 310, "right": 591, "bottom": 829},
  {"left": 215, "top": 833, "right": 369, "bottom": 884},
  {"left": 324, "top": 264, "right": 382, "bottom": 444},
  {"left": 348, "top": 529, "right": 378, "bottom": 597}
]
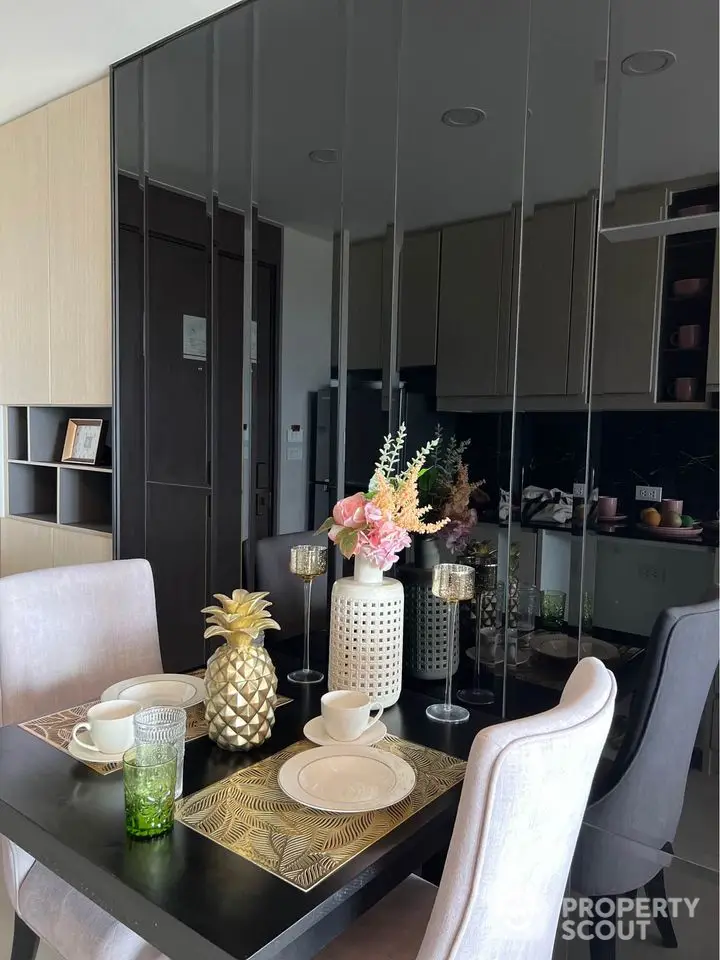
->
[
  {"left": 318, "top": 424, "right": 448, "bottom": 571},
  {"left": 418, "top": 429, "right": 487, "bottom": 554}
]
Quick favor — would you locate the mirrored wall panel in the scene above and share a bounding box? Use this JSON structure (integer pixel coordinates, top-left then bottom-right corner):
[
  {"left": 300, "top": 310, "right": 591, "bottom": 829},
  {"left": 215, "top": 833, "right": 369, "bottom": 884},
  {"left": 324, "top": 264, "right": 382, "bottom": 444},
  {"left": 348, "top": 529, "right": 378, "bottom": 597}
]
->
[{"left": 112, "top": 0, "right": 718, "bottom": 802}]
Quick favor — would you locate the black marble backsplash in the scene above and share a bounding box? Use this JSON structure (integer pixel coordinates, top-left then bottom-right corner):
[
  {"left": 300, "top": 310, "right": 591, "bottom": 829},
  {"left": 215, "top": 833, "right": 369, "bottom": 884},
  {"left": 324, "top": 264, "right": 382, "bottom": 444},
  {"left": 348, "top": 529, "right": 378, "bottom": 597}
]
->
[
  {"left": 594, "top": 410, "right": 718, "bottom": 521},
  {"left": 456, "top": 409, "right": 718, "bottom": 523}
]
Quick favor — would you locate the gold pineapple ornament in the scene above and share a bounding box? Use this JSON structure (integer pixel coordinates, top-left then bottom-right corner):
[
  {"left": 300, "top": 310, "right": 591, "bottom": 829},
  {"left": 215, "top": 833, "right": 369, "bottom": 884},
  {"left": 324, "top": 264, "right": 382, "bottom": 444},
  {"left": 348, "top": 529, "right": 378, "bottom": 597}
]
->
[{"left": 202, "top": 590, "right": 281, "bottom": 751}]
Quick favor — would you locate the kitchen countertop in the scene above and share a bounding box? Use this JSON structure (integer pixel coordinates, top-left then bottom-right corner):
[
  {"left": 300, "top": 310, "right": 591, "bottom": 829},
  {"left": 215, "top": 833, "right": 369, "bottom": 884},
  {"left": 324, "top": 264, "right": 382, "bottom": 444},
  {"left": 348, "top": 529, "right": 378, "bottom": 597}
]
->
[{"left": 514, "top": 519, "right": 718, "bottom": 548}]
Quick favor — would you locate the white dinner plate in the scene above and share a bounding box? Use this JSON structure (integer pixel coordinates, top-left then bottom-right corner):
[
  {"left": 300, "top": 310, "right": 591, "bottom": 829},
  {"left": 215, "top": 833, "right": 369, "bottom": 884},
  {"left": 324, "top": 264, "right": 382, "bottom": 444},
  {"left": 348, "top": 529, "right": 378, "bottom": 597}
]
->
[
  {"left": 530, "top": 634, "right": 619, "bottom": 663},
  {"left": 466, "top": 647, "right": 530, "bottom": 667},
  {"left": 68, "top": 735, "right": 125, "bottom": 765},
  {"left": 278, "top": 745, "right": 416, "bottom": 813},
  {"left": 303, "top": 715, "right": 388, "bottom": 747},
  {"left": 101, "top": 673, "right": 206, "bottom": 709}
]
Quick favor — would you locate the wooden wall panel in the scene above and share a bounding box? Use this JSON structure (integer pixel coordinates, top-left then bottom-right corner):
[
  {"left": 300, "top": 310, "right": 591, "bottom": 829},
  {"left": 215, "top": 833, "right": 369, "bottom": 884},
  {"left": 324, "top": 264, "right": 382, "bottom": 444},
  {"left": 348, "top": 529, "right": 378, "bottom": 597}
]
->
[
  {"left": 52, "top": 527, "right": 112, "bottom": 568},
  {"left": 0, "top": 518, "right": 53, "bottom": 577},
  {"left": 0, "top": 108, "right": 51, "bottom": 404},
  {"left": 48, "top": 79, "right": 112, "bottom": 404}
]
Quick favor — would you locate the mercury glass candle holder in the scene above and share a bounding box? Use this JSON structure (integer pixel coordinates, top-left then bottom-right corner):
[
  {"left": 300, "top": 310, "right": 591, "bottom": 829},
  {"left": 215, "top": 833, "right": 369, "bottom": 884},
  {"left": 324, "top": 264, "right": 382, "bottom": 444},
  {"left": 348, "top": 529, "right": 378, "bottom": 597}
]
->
[
  {"left": 288, "top": 544, "right": 328, "bottom": 684},
  {"left": 427, "top": 563, "right": 475, "bottom": 724}
]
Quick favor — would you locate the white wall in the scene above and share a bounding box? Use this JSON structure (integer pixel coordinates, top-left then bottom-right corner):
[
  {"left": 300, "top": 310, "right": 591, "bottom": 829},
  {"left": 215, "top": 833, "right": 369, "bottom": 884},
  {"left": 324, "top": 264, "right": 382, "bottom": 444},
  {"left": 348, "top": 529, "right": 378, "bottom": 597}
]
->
[{"left": 276, "top": 227, "right": 333, "bottom": 534}]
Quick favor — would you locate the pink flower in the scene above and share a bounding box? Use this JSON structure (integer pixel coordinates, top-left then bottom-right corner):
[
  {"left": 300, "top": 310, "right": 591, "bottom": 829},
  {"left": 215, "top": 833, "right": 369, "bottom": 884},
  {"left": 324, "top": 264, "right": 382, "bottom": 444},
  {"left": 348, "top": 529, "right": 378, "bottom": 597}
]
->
[
  {"left": 363, "top": 501, "right": 384, "bottom": 524},
  {"left": 356, "top": 519, "right": 411, "bottom": 571},
  {"left": 444, "top": 509, "right": 478, "bottom": 554},
  {"left": 332, "top": 492, "right": 368, "bottom": 529}
]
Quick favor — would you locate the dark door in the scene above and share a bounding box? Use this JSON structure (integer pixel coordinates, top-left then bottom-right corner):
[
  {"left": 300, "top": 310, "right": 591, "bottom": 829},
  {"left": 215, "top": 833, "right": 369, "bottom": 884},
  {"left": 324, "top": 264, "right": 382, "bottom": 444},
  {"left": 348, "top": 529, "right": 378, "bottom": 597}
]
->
[{"left": 116, "top": 176, "right": 281, "bottom": 670}]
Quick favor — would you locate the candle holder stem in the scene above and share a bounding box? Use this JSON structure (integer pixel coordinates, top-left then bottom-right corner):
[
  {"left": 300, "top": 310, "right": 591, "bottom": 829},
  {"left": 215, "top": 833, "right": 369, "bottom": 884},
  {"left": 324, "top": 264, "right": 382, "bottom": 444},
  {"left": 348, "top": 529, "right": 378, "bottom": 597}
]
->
[
  {"left": 426, "top": 599, "right": 469, "bottom": 724},
  {"left": 288, "top": 576, "right": 324, "bottom": 684}
]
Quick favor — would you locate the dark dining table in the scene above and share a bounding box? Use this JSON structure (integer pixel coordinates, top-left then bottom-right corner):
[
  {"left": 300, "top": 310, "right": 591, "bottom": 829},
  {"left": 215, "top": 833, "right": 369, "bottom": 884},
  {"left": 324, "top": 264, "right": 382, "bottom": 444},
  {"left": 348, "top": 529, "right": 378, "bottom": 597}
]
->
[{"left": 0, "top": 647, "right": 496, "bottom": 960}]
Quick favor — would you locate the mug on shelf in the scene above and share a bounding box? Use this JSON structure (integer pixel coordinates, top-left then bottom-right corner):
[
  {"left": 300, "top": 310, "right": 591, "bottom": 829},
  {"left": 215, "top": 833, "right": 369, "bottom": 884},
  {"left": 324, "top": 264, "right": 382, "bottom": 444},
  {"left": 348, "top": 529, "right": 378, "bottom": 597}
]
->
[
  {"left": 669, "top": 377, "right": 698, "bottom": 402},
  {"left": 661, "top": 499, "right": 684, "bottom": 522},
  {"left": 597, "top": 496, "right": 618, "bottom": 519},
  {"left": 670, "top": 324, "right": 702, "bottom": 350}
]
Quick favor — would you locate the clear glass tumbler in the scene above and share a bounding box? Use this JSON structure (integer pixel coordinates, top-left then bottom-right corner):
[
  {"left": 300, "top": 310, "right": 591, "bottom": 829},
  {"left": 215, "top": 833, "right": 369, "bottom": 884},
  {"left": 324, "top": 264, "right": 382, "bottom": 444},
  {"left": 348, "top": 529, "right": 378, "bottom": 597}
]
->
[
  {"left": 124, "top": 743, "right": 177, "bottom": 840},
  {"left": 517, "top": 583, "right": 540, "bottom": 633},
  {"left": 134, "top": 706, "right": 186, "bottom": 799}
]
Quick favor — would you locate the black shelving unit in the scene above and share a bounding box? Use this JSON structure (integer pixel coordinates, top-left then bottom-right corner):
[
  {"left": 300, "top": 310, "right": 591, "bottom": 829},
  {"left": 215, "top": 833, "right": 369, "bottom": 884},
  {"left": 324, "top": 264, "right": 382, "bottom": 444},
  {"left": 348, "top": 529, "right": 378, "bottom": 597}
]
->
[{"left": 657, "top": 184, "right": 719, "bottom": 404}]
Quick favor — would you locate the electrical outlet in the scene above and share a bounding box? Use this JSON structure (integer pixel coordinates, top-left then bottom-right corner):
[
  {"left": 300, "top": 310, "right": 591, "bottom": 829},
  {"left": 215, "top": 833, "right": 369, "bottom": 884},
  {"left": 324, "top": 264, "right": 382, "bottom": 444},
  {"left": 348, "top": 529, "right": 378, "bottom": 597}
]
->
[
  {"left": 635, "top": 485, "right": 662, "bottom": 502},
  {"left": 573, "top": 483, "right": 586, "bottom": 498},
  {"left": 638, "top": 563, "right": 666, "bottom": 583}
]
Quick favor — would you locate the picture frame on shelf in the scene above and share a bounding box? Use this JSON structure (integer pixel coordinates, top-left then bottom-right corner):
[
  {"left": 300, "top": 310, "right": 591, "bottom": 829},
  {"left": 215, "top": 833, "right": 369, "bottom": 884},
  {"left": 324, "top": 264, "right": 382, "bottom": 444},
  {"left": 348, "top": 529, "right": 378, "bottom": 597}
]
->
[{"left": 61, "top": 419, "right": 105, "bottom": 466}]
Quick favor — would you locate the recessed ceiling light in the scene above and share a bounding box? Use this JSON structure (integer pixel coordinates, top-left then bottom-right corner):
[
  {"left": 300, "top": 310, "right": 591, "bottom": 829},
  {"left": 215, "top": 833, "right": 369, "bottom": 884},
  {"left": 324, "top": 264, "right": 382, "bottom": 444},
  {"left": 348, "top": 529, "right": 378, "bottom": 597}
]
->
[
  {"left": 441, "top": 106, "right": 486, "bottom": 128},
  {"left": 308, "top": 148, "right": 339, "bottom": 164},
  {"left": 621, "top": 49, "right": 676, "bottom": 76}
]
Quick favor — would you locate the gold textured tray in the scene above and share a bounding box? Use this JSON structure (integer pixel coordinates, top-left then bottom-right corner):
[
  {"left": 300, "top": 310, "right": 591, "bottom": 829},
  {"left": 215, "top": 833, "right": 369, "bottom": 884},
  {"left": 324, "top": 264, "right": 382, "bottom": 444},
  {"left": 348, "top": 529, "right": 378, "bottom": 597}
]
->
[
  {"left": 19, "top": 670, "right": 292, "bottom": 775},
  {"left": 175, "top": 735, "right": 466, "bottom": 891}
]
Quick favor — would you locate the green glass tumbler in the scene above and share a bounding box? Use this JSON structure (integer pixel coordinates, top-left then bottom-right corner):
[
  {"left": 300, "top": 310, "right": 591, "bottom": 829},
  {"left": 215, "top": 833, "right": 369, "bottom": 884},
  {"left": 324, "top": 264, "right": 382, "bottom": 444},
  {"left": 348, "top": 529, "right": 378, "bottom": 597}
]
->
[
  {"left": 541, "top": 590, "right": 567, "bottom": 630},
  {"left": 124, "top": 743, "right": 176, "bottom": 840}
]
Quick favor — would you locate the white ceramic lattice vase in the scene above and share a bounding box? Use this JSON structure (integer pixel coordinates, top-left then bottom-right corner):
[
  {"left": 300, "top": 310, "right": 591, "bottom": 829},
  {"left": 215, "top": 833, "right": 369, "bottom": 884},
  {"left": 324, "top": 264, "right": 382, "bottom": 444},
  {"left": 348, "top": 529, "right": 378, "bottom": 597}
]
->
[{"left": 328, "top": 555, "right": 404, "bottom": 708}]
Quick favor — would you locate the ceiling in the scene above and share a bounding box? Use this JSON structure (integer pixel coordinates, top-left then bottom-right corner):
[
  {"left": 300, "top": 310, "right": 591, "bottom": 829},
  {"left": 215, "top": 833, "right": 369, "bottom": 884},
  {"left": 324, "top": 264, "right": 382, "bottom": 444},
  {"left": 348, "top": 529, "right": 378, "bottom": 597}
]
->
[
  {"left": 114, "top": 0, "right": 718, "bottom": 237},
  {"left": 0, "top": 0, "right": 242, "bottom": 126}
]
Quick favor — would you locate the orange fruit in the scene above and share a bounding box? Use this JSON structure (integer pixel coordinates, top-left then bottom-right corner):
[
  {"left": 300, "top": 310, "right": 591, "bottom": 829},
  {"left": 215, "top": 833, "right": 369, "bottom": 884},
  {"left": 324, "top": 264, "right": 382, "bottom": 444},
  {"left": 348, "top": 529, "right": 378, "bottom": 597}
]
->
[{"left": 642, "top": 508, "right": 661, "bottom": 527}]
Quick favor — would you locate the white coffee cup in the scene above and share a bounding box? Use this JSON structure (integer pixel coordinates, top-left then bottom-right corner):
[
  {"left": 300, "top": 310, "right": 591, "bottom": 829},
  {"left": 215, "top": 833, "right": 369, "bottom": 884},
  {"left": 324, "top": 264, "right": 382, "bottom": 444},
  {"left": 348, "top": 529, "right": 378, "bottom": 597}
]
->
[
  {"left": 321, "top": 691, "right": 384, "bottom": 742},
  {"left": 71, "top": 699, "right": 140, "bottom": 755}
]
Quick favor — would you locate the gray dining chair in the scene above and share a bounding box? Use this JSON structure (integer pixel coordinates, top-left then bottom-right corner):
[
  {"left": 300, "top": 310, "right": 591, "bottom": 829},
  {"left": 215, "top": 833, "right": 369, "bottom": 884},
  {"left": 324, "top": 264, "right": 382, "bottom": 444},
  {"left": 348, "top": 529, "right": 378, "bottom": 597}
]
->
[
  {"left": 571, "top": 598, "right": 720, "bottom": 959},
  {"left": 316, "top": 656, "right": 617, "bottom": 960},
  {"left": 0, "top": 559, "right": 168, "bottom": 960},
  {"left": 255, "top": 531, "right": 329, "bottom": 637}
]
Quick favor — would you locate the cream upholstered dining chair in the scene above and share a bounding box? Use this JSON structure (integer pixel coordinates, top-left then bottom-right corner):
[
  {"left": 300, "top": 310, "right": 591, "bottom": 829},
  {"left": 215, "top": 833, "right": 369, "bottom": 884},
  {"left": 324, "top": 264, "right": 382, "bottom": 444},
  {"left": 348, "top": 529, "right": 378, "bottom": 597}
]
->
[
  {"left": 0, "top": 559, "right": 168, "bottom": 960},
  {"left": 316, "top": 657, "right": 617, "bottom": 960}
]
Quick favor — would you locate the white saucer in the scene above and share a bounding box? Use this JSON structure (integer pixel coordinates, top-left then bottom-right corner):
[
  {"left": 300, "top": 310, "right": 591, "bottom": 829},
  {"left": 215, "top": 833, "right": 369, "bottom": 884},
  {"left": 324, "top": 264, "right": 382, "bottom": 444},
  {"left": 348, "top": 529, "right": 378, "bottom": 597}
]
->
[
  {"left": 101, "top": 673, "right": 206, "bottom": 709},
  {"left": 278, "top": 744, "right": 416, "bottom": 813},
  {"left": 67, "top": 734, "right": 125, "bottom": 765},
  {"left": 303, "top": 715, "right": 387, "bottom": 747}
]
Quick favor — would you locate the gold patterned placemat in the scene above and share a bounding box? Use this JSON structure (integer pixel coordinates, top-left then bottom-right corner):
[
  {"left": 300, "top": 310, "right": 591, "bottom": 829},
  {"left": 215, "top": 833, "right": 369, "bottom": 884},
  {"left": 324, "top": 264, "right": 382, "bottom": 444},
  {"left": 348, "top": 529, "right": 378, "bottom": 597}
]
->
[
  {"left": 175, "top": 735, "right": 466, "bottom": 891},
  {"left": 20, "top": 680, "right": 293, "bottom": 775}
]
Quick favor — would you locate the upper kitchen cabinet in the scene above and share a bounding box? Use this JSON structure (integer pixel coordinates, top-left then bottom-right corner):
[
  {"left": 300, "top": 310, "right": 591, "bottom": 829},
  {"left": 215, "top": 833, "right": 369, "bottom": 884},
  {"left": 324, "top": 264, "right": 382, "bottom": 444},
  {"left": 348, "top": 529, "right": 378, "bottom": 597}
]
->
[
  {"left": 436, "top": 213, "right": 515, "bottom": 407},
  {"left": 0, "top": 79, "right": 112, "bottom": 407},
  {"left": 398, "top": 229, "right": 440, "bottom": 369},
  {"left": 0, "top": 107, "right": 51, "bottom": 404},
  {"left": 592, "top": 186, "right": 666, "bottom": 402},
  {"left": 347, "top": 238, "right": 383, "bottom": 371},
  {"left": 48, "top": 79, "right": 112, "bottom": 405},
  {"left": 516, "top": 198, "right": 595, "bottom": 402},
  {"left": 348, "top": 229, "right": 441, "bottom": 372}
]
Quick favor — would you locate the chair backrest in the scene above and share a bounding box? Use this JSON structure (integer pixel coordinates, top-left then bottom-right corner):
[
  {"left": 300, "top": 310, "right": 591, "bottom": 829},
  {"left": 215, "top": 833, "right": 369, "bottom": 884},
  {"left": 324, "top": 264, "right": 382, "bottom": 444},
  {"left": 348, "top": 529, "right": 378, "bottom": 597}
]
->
[
  {"left": 0, "top": 559, "right": 163, "bottom": 726},
  {"left": 416, "top": 657, "right": 616, "bottom": 960},
  {"left": 572, "top": 599, "right": 719, "bottom": 896},
  {"left": 255, "top": 532, "right": 328, "bottom": 638}
]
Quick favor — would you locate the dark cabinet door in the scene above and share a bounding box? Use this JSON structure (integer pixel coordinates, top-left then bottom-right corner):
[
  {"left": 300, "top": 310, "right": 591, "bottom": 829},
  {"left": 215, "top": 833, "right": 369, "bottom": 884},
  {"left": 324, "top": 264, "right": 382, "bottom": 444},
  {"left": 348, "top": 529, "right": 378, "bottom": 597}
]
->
[
  {"left": 146, "top": 483, "right": 209, "bottom": 671},
  {"left": 147, "top": 236, "right": 209, "bottom": 487},
  {"left": 116, "top": 222, "right": 145, "bottom": 559},
  {"left": 253, "top": 261, "right": 277, "bottom": 541},
  {"left": 211, "top": 246, "right": 244, "bottom": 596}
]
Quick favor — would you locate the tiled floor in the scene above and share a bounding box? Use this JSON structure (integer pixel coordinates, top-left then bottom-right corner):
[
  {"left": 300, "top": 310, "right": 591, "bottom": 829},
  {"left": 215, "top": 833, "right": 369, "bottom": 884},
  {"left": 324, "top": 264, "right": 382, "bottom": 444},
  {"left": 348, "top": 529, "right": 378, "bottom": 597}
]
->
[{"left": 1, "top": 770, "right": 717, "bottom": 960}]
